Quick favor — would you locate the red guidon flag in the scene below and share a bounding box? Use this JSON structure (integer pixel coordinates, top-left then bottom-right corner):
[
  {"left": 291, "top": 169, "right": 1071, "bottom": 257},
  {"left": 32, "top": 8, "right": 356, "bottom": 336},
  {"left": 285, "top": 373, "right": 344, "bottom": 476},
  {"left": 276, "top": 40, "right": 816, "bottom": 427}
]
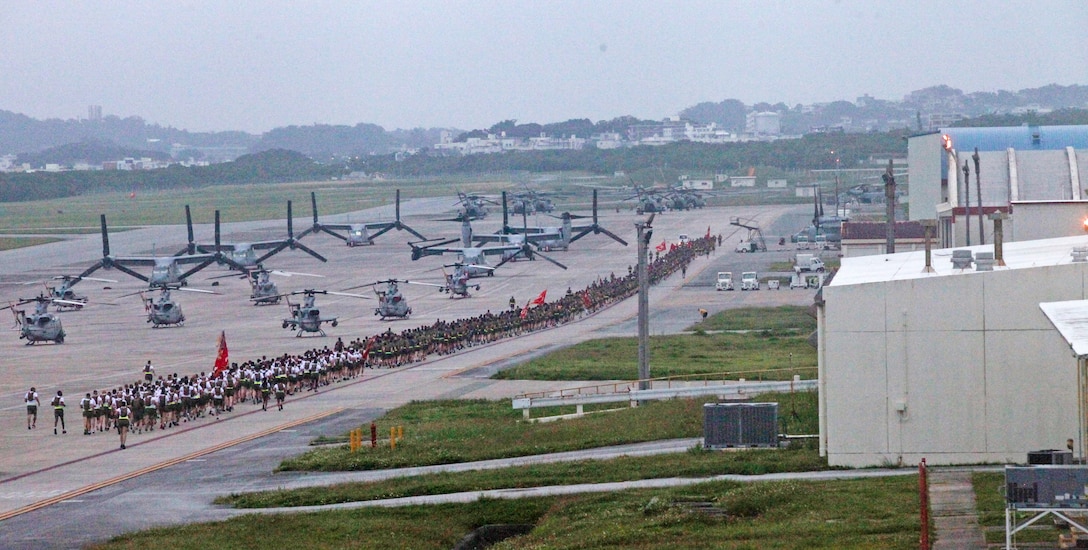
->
[
  {"left": 529, "top": 290, "right": 547, "bottom": 306},
  {"left": 519, "top": 304, "right": 529, "bottom": 319},
  {"left": 705, "top": 226, "right": 711, "bottom": 239},
  {"left": 581, "top": 292, "right": 592, "bottom": 309},
  {"left": 212, "top": 330, "right": 229, "bottom": 378},
  {"left": 361, "top": 337, "right": 375, "bottom": 362},
  {"left": 655, "top": 240, "right": 667, "bottom": 252}
]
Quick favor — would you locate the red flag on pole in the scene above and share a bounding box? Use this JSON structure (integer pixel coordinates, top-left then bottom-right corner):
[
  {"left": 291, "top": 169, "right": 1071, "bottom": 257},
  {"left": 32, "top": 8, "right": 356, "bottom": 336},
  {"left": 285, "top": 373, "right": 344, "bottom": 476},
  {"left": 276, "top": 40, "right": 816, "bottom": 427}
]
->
[
  {"left": 361, "top": 337, "right": 374, "bottom": 362},
  {"left": 529, "top": 289, "right": 547, "bottom": 306},
  {"left": 581, "top": 292, "right": 591, "bottom": 309},
  {"left": 519, "top": 305, "right": 529, "bottom": 319},
  {"left": 706, "top": 226, "right": 711, "bottom": 239},
  {"left": 212, "top": 330, "right": 229, "bottom": 378},
  {"left": 655, "top": 240, "right": 667, "bottom": 252}
]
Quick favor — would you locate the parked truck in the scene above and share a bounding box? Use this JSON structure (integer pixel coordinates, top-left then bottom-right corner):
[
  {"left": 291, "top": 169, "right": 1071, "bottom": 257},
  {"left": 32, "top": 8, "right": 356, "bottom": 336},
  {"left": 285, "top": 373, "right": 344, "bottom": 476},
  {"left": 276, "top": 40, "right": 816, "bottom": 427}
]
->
[
  {"left": 715, "top": 272, "right": 734, "bottom": 291},
  {"left": 794, "top": 253, "right": 826, "bottom": 273},
  {"left": 740, "top": 271, "right": 760, "bottom": 291}
]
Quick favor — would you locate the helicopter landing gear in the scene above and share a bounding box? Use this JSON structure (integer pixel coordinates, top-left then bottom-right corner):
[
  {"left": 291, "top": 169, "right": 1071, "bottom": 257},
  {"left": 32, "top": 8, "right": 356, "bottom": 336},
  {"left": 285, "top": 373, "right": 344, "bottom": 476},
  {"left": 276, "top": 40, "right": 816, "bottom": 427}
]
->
[
  {"left": 331, "top": 320, "right": 338, "bottom": 327},
  {"left": 282, "top": 321, "right": 290, "bottom": 329}
]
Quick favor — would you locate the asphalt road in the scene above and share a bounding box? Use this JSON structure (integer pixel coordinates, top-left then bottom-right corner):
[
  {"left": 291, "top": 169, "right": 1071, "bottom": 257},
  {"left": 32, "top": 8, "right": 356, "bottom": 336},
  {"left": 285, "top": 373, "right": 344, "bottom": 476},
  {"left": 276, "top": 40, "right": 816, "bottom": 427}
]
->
[{"left": 0, "top": 196, "right": 822, "bottom": 548}]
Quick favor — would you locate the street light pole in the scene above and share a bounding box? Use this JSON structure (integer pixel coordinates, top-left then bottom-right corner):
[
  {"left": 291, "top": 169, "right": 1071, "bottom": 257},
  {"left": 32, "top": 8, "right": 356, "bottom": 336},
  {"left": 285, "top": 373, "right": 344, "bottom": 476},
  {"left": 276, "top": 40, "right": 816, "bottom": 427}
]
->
[
  {"left": 636, "top": 215, "right": 654, "bottom": 391},
  {"left": 973, "top": 147, "right": 984, "bottom": 245},
  {"left": 963, "top": 160, "right": 971, "bottom": 246}
]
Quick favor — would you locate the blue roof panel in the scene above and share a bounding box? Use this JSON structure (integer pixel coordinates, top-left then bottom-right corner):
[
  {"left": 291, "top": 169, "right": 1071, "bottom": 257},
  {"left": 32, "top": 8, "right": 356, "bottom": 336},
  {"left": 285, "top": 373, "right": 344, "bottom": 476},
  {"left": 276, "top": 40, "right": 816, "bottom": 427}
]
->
[{"left": 939, "top": 125, "right": 1088, "bottom": 152}]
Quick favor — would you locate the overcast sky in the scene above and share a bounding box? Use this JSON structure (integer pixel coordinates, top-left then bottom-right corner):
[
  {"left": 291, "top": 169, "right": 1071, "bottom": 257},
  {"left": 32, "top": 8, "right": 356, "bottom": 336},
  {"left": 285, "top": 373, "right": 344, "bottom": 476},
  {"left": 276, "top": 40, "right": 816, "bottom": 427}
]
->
[{"left": 2, "top": 1, "right": 1085, "bottom": 134}]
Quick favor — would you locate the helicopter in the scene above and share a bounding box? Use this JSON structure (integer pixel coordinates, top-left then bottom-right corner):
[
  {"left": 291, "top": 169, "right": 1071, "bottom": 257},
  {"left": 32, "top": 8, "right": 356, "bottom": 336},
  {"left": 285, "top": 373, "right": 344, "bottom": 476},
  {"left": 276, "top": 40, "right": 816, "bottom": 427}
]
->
[
  {"left": 438, "top": 264, "right": 486, "bottom": 298},
  {"left": 623, "top": 186, "right": 669, "bottom": 215},
  {"left": 229, "top": 265, "right": 325, "bottom": 306},
  {"left": 2, "top": 294, "right": 77, "bottom": 344},
  {"left": 341, "top": 279, "right": 420, "bottom": 320},
  {"left": 272, "top": 289, "right": 367, "bottom": 337},
  {"left": 187, "top": 204, "right": 327, "bottom": 271},
  {"left": 510, "top": 189, "right": 555, "bottom": 215},
  {"left": 408, "top": 222, "right": 567, "bottom": 276},
  {"left": 80, "top": 214, "right": 242, "bottom": 287},
  {"left": 122, "top": 284, "right": 216, "bottom": 328},
  {"left": 452, "top": 192, "right": 497, "bottom": 221},
  {"left": 43, "top": 275, "right": 117, "bottom": 310},
  {"left": 298, "top": 189, "right": 427, "bottom": 246}
]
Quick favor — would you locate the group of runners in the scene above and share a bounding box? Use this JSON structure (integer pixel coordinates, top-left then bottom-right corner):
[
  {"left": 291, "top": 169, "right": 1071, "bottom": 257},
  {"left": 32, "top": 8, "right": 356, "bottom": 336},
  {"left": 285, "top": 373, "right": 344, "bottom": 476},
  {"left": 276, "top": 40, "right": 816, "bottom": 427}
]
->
[{"left": 24, "top": 234, "right": 716, "bottom": 450}]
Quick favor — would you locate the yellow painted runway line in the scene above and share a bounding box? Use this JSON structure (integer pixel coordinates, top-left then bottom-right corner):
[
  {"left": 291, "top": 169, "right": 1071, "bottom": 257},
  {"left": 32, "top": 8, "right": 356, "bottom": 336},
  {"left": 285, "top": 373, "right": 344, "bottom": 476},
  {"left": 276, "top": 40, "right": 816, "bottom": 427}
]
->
[{"left": 0, "top": 408, "right": 343, "bottom": 523}]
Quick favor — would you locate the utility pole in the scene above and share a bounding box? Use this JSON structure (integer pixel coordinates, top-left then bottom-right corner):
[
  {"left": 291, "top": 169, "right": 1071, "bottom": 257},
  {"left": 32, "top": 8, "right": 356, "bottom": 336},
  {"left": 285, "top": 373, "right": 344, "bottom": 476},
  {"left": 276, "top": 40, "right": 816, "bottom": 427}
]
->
[
  {"left": 636, "top": 214, "right": 654, "bottom": 391},
  {"left": 973, "top": 147, "right": 984, "bottom": 245},
  {"left": 882, "top": 159, "right": 897, "bottom": 254},
  {"left": 963, "top": 160, "right": 971, "bottom": 246}
]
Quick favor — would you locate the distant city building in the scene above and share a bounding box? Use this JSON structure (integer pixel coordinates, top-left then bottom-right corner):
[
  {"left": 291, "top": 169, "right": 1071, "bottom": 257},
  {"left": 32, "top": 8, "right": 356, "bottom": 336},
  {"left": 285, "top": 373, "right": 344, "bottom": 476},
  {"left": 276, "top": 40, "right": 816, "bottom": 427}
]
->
[
  {"left": 88, "top": 105, "right": 102, "bottom": 121},
  {"left": 745, "top": 111, "right": 781, "bottom": 135}
]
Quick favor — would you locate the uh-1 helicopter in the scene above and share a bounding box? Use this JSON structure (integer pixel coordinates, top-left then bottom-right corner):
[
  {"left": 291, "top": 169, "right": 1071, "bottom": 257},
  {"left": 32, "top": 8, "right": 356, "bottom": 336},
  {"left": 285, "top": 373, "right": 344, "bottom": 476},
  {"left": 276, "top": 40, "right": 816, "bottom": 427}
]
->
[
  {"left": 207, "top": 264, "right": 325, "bottom": 305},
  {"left": 2, "top": 294, "right": 79, "bottom": 344},
  {"left": 438, "top": 264, "right": 486, "bottom": 298},
  {"left": 120, "top": 284, "right": 217, "bottom": 328},
  {"left": 271, "top": 289, "right": 369, "bottom": 337},
  {"left": 43, "top": 275, "right": 117, "bottom": 311}
]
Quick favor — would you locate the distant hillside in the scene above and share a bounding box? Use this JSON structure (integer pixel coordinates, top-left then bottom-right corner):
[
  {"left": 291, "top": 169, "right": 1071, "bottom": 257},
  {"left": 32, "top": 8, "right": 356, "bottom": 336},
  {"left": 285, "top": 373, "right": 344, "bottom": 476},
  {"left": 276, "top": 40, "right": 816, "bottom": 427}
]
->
[{"left": 15, "top": 140, "right": 171, "bottom": 166}]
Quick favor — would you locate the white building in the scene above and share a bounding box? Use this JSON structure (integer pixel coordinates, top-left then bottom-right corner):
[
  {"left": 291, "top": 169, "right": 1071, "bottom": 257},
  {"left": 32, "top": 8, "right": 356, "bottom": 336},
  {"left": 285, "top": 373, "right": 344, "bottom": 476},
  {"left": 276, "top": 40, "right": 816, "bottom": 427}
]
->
[
  {"left": 745, "top": 111, "right": 781, "bottom": 135},
  {"left": 730, "top": 176, "right": 756, "bottom": 187},
  {"left": 766, "top": 179, "right": 788, "bottom": 188},
  {"left": 819, "top": 235, "right": 1088, "bottom": 467}
]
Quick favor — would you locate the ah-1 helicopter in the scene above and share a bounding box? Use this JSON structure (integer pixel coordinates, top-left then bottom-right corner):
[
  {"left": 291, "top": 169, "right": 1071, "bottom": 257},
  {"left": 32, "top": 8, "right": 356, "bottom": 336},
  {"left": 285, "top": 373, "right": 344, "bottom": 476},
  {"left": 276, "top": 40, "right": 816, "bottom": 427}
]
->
[
  {"left": 2, "top": 294, "right": 78, "bottom": 344},
  {"left": 271, "top": 289, "right": 368, "bottom": 337},
  {"left": 186, "top": 205, "right": 327, "bottom": 271},
  {"left": 298, "top": 189, "right": 427, "bottom": 246},
  {"left": 80, "top": 214, "right": 243, "bottom": 287},
  {"left": 43, "top": 275, "right": 117, "bottom": 310}
]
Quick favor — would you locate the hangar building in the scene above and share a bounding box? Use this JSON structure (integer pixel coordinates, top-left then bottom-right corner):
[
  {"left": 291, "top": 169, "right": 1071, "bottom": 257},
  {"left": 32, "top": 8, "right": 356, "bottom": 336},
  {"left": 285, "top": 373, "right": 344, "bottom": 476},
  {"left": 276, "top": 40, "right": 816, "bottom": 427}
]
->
[
  {"left": 906, "top": 125, "right": 1088, "bottom": 248},
  {"left": 818, "top": 234, "right": 1088, "bottom": 467}
]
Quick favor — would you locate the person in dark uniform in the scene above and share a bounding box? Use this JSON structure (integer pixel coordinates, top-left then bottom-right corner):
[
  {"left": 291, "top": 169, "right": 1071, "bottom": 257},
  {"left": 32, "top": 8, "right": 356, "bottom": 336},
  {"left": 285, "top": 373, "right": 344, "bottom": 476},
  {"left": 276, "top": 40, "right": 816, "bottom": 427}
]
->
[
  {"left": 25, "top": 387, "right": 39, "bottom": 430},
  {"left": 115, "top": 400, "right": 131, "bottom": 449},
  {"left": 51, "top": 390, "right": 66, "bottom": 435}
]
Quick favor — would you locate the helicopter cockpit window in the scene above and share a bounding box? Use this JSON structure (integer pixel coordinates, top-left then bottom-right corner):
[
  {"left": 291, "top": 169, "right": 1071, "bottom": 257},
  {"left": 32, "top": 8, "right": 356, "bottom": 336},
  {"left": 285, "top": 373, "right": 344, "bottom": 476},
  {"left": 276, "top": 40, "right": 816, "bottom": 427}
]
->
[
  {"left": 307, "top": 309, "right": 320, "bottom": 318},
  {"left": 37, "top": 317, "right": 51, "bottom": 326}
]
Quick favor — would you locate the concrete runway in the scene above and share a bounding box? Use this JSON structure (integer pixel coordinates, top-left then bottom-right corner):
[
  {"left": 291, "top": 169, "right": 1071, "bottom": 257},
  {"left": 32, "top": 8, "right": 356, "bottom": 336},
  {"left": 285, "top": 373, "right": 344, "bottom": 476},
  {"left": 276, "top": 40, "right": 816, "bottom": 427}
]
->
[{"left": 0, "top": 195, "right": 820, "bottom": 548}]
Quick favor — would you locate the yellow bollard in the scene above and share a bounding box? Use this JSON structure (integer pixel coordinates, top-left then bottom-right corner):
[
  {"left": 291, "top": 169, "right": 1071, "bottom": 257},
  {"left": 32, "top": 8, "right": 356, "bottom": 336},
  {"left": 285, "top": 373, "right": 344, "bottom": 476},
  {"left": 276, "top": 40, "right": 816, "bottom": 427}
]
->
[
  {"left": 398, "top": 425, "right": 404, "bottom": 441},
  {"left": 390, "top": 426, "right": 396, "bottom": 450},
  {"left": 349, "top": 428, "right": 359, "bottom": 452}
]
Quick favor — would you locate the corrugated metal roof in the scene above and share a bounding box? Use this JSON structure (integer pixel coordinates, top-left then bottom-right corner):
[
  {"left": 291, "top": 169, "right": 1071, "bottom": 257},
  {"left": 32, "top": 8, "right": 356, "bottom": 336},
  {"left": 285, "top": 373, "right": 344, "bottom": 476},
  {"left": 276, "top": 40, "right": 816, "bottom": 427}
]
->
[
  {"left": 939, "top": 125, "right": 1088, "bottom": 152},
  {"left": 1040, "top": 300, "right": 1088, "bottom": 359},
  {"left": 841, "top": 221, "right": 926, "bottom": 240},
  {"left": 829, "top": 234, "right": 1088, "bottom": 286}
]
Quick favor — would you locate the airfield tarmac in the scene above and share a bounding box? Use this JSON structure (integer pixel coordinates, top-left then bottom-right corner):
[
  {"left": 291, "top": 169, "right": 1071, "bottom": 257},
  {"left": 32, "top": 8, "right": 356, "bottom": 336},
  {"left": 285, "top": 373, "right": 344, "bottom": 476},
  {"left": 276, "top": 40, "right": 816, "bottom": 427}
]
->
[{"left": 0, "top": 195, "right": 818, "bottom": 547}]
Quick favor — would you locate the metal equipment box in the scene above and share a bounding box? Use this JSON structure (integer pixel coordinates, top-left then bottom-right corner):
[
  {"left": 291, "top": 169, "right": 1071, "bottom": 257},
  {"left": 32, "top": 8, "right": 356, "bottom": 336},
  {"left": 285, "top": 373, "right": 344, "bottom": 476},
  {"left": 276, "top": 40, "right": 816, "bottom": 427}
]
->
[
  {"left": 1006, "top": 466, "right": 1088, "bottom": 508},
  {"left": 1028, "top": 450, "right": 1074, "bottom": 465},
  {"left": 703, "top": 403, "right": 778, "bottom": 449}
]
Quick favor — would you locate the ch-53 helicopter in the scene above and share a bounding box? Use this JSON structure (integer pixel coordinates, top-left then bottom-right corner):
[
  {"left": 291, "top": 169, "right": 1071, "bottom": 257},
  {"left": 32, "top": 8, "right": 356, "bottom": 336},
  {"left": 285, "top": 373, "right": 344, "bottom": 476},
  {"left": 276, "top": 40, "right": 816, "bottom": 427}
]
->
[
  {"left": 271, "top": 289, "right": 368, "bottom": 337},
  {"left": 452, "top": 192, "right": 497, "bottom": 221},
  {"left": 2, "top": 294, "right": 78, "bottom": 344},
  {"left": 510, "top": 189, "right": 555, "bottom": 215},
  {"left": 298, "top": 189, "right": 427, "bottom": 246}
]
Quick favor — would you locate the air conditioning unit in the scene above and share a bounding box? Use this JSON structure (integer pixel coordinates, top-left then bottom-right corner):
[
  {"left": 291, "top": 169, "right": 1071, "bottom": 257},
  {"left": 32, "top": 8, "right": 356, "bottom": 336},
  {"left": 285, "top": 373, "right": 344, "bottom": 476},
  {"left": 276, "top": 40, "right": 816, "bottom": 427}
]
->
[
  {"left": 1006, "top": 466, "right": 1088, "bottom": 508},
  {"left": 703, "top": 403, "right": 778, "bottom": 449},
  {"left": 1028, "top": 449, "right": 1074, "bottom": 465}
]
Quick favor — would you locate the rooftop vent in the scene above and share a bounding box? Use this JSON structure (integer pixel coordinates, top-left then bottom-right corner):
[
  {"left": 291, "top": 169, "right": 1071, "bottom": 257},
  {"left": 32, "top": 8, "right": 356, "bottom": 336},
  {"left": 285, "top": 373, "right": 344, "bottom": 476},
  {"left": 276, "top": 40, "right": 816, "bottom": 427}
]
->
[
  {"left": 975, "top": 251, "right": 995, "bottom": 271},
  {"left": 951, "top": 249, "right": 974, "bottom": 269}
]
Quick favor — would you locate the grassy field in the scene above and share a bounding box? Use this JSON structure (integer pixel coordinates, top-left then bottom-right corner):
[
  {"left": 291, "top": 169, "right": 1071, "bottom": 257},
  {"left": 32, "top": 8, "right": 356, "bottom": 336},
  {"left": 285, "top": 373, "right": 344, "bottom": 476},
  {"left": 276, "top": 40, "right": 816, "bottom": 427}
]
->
[
  {"left": 93, "top": 476, "right": 923, "bottom": 550},
  {"left": 222, "top": 391, "right": 819, "bottom": 508},
  {"left": 495, "top": 306, "right": 817, "bottom": 382},
  {"left": 279, "top": 391, "right": 817, "bottom": 473},
  {"left": 0, "top": 236, "right": 61, "bottom": 251}
]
